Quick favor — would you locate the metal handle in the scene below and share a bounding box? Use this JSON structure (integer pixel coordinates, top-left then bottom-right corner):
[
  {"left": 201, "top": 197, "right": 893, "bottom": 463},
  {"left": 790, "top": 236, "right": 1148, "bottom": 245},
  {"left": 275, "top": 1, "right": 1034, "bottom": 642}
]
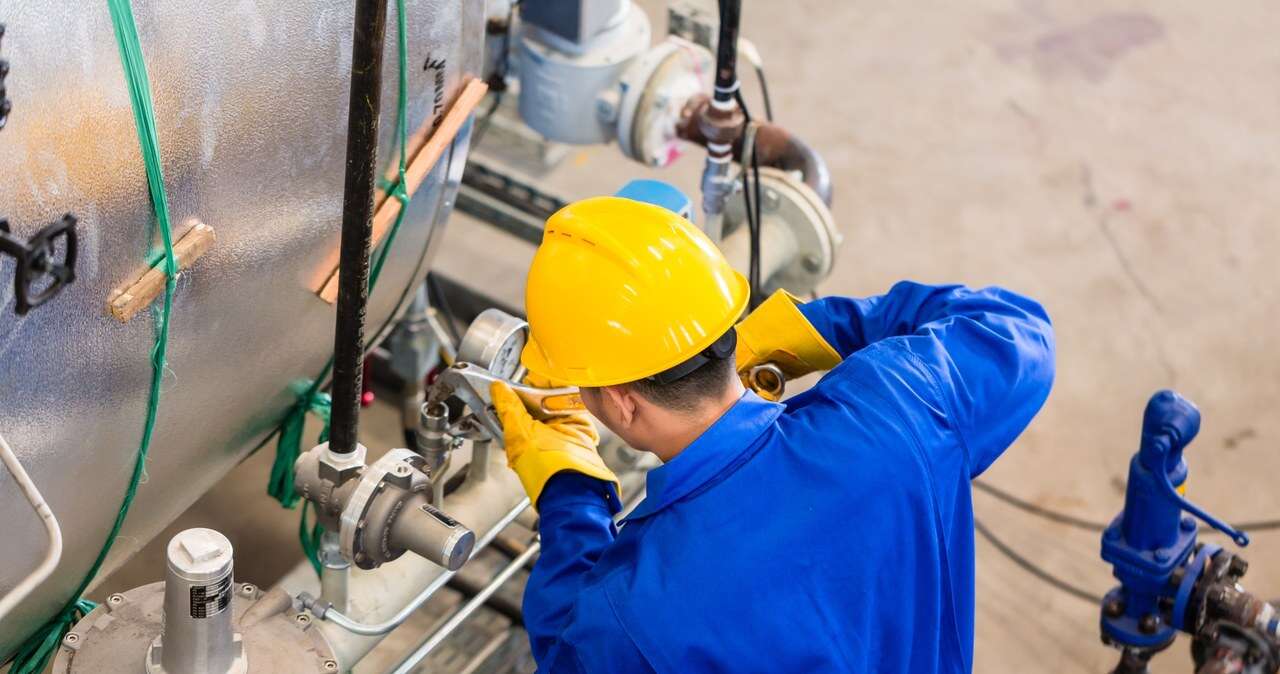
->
[
  {"left": 1158, "top": 467, "right": 1249, "bottom": 547},
  {"left": 0, "top": 214, "right": 78, "bottom": 315}
]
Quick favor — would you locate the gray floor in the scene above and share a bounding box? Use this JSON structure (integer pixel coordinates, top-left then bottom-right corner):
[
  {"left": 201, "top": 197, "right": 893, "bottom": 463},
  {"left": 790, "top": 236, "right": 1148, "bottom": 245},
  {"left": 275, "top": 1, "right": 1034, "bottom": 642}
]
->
[{"left": 98, "top": 2, "right": 1280, "bottom": 673}]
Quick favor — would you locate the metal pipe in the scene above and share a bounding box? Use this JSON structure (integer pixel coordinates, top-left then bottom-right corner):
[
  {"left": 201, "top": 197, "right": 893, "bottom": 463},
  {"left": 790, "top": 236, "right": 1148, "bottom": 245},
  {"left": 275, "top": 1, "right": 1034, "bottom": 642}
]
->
[
  {"left": 273, "top": 442, "right": 527, "bottom": 668},
  {"left": 299, "top": 496, "right": 531, "bottom": 636},
  {"left": 385, "top": 482, "right": 652, "bottom": 673},
  {"left": 750, "top": 123, "right": 833, "bottom": 206},
  {"left": 388, "top": 541, "right": 541, "bottom": 674},
  {"left": 319, "top": 531, "right": 350, "bottom": 614},
  {"left": 468, "top": 438, "right": 492, "bottom": 483},
  {"left": 0, "top": 430, "right": 62, "bottom": 622},
  {"left": 329, "top": 0, "right": 389, "bottom": 455}
]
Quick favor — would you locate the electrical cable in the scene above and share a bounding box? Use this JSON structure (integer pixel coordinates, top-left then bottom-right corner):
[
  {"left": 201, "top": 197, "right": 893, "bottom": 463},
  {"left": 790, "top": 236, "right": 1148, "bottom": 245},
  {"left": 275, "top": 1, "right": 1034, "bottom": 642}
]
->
[
  {"left": 973, "top": 517, "right": 1103, "bottom": 605},
  {"left": 973, "top": 476, "right": 1280, "bottom": 609},
  {"left": 472, "top": 0, "right": 517, "bottom": 148},
  {"left": 973, "top": 478, "right": 1280, "bottom": 534},
  {"left": 426, "top": 272, "right": 462, "bottom": 344},
  {"left": 973, "top": 479, "right": 1107, "bottom": 533},
  {"left": 734, "top": 89, "right": 765, "bottom": 308},
  {"left": 734, "top": 37, "right": 773, "bottom": 123},
  {"left": 471, "top": 92, "right": 503, "bottom": 148},
  {"left": 754, "top": 65, "right": 773, "bottom": 122}
]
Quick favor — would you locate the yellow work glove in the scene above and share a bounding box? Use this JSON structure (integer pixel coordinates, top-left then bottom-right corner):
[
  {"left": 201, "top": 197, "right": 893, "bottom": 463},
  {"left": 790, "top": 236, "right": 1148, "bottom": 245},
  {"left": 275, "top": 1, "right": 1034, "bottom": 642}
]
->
[
  {"left": 490, "top": 381, "right": 620, "bottom": 509},
  {"left": 735, "top": 289, "right": 842, "bottom": 401}
]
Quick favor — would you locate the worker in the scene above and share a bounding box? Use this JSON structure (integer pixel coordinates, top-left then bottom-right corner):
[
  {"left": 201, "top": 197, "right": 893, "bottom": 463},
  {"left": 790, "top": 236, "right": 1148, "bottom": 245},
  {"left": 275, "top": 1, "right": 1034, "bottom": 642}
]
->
[{"left": 489, "top": 195, "right": 1055, "bottom": 673}]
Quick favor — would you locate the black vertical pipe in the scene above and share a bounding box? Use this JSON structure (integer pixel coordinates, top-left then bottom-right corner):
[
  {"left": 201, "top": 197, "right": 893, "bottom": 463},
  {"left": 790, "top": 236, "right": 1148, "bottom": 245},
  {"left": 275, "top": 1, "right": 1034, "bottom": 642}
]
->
[
  {"left": 713, "top": 0, "right": 741, "bottom": 104},
  {"left": 330, "top": 0, "right": 388, "bottom": 455}
]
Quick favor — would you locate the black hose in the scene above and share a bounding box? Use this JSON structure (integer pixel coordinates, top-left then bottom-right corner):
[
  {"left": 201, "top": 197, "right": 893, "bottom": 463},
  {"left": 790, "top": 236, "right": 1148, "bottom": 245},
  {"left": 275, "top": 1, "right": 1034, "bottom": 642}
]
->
[
  {"left": 754, "top": 65, "right": 774, "bottom": 122},
  {"left": 714, "top": 0, "right": 742, "bottom": 104},
  {"left": 973, "top": 517, "right": 1103, "bottom": 604},
  {"left": 329, "top": 0, "right": 389, "bottom": 455}
]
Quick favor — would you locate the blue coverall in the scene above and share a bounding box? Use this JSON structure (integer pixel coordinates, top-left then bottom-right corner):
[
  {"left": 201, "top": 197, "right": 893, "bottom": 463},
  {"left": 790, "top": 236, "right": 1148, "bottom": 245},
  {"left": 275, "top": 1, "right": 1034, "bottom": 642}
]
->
[{"left": 524, "top": 281, "right": 1055, "bottom": 673}]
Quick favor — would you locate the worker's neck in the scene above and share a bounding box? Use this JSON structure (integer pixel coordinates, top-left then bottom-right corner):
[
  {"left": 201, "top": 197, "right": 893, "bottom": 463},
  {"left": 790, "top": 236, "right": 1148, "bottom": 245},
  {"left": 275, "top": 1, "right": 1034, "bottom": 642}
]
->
[{"left": 648, "top": 381, "right": 746, "bottom": 463}]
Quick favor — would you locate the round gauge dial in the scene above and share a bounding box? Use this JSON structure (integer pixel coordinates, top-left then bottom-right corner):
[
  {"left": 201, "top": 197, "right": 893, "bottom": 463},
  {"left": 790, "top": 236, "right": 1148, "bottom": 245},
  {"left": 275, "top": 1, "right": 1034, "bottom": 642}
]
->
[
  {"left": 457, "top": 309, "right": 530, "bottom": 381},
  {"left": 487, "top": 328, "right": 525, "bottom": 380}
]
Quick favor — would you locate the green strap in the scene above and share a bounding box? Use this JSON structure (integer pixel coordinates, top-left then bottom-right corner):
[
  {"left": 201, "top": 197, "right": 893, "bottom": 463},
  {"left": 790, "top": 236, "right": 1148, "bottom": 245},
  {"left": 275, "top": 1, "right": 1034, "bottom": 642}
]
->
[
  {"left": 269, "top": 0, "right": 416, "bottom": 576},
  {"left": 9, "top": 1, "right": 179, "bottom": 671}
]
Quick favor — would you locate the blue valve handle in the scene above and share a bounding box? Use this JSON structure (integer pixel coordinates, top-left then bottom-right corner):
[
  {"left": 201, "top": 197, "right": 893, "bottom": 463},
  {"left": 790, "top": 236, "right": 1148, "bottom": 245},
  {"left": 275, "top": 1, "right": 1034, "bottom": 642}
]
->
[{"left": 1157, "top": 464, "right": 1249, "bottom": 546}]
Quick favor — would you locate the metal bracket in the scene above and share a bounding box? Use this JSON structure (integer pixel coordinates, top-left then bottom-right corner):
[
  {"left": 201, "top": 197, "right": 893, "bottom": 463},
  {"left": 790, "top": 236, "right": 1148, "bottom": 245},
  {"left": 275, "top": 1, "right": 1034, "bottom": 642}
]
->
[
  {"left": 455, "top": 159, "right": 569, "bottom": 245},
  {"left": 0, "top": 213, "right": 78, "bottom": 315}
]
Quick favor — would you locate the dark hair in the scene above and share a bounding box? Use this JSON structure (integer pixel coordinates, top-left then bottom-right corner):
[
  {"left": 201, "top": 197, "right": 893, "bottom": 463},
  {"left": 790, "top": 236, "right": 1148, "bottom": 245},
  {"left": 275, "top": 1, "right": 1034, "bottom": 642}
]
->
[{"left": 627, "top": 354, "right": 737, "bottom": 412}]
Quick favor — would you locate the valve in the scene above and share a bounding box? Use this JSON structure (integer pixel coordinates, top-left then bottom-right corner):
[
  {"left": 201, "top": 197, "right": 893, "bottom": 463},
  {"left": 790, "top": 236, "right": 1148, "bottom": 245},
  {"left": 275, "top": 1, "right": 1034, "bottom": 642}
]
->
[
  {"left": 0, "top": 214, "right": 78, "bottom": 315},
  {"left": 292, "top": 443, "right": 474, "bottom": 572},
  {"left": 1099, "top": 390, "right": 1279, "bottom": 674}
]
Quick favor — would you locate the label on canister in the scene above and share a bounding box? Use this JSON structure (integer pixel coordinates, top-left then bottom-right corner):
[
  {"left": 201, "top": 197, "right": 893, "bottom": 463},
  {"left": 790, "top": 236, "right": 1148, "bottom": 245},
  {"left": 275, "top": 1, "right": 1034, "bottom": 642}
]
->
[{"left": 189, "top": 573, "right": 232, "bottom": 619}]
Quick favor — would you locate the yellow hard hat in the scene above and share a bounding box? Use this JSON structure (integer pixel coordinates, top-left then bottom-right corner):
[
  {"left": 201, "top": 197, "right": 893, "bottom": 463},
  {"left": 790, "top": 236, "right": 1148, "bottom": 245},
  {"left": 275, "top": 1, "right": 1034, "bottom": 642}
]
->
[{"left": 521, "top": 196, "right": 750, "bottom": 387}]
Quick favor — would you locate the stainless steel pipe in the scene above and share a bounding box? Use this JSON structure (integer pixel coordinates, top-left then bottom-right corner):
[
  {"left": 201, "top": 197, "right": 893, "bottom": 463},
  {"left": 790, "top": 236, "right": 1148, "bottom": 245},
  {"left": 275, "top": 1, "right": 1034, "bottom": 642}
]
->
[
  {"left": 273, "top": 443, "right": 528, "bottom": 669},
  {"left": 387, "top": 540, "right": 541, "bottom": 674}
]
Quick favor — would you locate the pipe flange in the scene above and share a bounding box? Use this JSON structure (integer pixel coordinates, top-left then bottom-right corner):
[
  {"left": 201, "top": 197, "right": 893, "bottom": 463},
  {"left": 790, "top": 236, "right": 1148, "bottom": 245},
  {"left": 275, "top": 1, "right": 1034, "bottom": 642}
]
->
[
  {"left": 616, "top": 37, "right": 713, "bottom": 167},
  {"left": 337, "top": 448, "right": 430, "bottom": 569},
  {"left": 724, "top": 166, "right": 840, "bottom": 294},
  {"left": 53, "top": 583, "right": 337, "bottom": 674}
]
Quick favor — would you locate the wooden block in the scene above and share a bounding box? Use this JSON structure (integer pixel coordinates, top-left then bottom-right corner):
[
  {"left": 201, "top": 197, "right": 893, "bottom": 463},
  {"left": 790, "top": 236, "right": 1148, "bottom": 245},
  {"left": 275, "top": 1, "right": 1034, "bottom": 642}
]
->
[
  {"left": 108, "top": 222, "right": 215, "bottom": 323},
  {"left": 317, "top": 78, "right": 490, "bottom": 304}
]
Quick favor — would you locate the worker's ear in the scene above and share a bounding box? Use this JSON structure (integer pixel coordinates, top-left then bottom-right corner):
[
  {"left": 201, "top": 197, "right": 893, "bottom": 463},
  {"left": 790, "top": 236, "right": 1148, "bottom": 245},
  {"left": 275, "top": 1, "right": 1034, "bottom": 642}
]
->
[{"left": 600, "top": 384, "right": 637, "bottom": 428}]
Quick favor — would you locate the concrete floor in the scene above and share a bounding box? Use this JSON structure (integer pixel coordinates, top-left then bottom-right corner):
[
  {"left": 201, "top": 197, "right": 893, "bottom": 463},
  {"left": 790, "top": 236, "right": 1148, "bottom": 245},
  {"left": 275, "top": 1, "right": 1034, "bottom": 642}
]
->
[{"left": 96, "top": 1, "right": 1280, "bottom": 673}]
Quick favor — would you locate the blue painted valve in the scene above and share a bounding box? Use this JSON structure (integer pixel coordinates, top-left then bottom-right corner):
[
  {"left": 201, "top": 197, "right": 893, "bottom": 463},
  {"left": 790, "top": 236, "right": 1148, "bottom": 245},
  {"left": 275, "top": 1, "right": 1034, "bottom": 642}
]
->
[{"left": 1100, "top": 390, "right": 1276, "bottom": 674}]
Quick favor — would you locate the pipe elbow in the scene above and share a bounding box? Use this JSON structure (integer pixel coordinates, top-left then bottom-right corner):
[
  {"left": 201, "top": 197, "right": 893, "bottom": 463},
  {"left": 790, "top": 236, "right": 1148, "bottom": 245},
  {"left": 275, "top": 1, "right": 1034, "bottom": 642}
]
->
[{"left": 753, "top": 124, "right": 833, "bottom": 207}]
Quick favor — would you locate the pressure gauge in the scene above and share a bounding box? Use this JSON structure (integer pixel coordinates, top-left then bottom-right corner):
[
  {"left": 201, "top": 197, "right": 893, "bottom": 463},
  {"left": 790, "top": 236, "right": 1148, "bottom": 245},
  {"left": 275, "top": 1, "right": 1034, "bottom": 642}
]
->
[{"left": 456, "top": 308, "right": 529, "bottom": 381}]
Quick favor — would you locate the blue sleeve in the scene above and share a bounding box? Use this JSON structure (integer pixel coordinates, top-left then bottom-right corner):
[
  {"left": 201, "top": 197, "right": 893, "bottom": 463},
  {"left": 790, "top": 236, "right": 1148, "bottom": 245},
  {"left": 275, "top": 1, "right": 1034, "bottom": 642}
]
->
[
  {"left": 797, "top": 281, "right": 1055, "bottom": 475},
  {"left": 523, "top": 472, "right": 622, "bottom": 669}
]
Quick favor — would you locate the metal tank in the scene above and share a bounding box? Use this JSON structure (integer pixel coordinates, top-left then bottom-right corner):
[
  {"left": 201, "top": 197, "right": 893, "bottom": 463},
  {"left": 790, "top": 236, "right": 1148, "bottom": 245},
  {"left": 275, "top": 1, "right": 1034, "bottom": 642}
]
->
[{"left": 0, "top": 0, "right": 484, "bottom": 658}]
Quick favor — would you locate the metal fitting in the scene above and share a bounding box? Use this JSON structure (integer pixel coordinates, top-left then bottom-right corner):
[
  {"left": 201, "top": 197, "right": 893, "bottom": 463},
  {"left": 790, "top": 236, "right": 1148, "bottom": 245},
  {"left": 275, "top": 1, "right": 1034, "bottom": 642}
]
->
[
  {"left": 316, "top": 442, "right": 367, "bottom": 486},
  {"left": 294, "top": 445, "right": 474, "bottom": 571},
  {"left": 416, "top": 401, "right": 452, "bottom": 477},
  {"left": 146, "top": 529, "right": 248, "bottom": 674}
]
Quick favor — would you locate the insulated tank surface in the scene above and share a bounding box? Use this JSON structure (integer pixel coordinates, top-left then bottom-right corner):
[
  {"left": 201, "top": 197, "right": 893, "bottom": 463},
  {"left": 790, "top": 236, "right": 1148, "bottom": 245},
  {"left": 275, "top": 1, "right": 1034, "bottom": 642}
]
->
[{"left": 0, "top": 1, "right": 484, "bottom": 657}]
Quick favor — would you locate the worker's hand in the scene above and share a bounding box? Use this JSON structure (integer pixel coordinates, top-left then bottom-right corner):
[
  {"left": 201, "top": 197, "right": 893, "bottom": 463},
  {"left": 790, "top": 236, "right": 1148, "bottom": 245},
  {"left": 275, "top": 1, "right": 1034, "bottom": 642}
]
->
[
  {"left": 490, "top": 381, "right": 620, "bottom": 509},
  {"left": 735, "top": 290, "right": 842, "bottom": 401}
]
